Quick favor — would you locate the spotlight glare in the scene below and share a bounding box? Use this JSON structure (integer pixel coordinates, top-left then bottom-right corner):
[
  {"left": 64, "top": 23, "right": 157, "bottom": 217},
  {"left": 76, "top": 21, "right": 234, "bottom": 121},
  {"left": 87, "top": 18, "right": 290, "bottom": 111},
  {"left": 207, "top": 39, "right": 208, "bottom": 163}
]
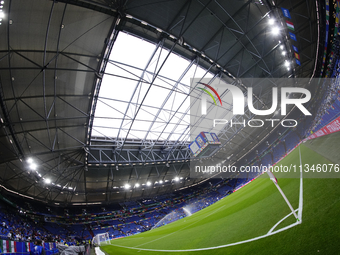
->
[
  {"left": 124, "top": 184, "right": 131, "bottom": 189},
  {"left": 27, "top": 158, "right": 33, "bottom": 164},
  {"left": 268, "top": 18, "right": 275, "bottom": 25},
  {"left": 271, "top": 26, "right": 280, "bottom": 35},
  {"left": 183, "top": 207, "right": 192, "bottom": 216},
  {"left": 44, "top": 178, "right": 51, "bottom": 184},
  {"left": 284, "top": 60, "right": 290, "bottom": 67},
  {"left": 174, "top": 177, "right": 180, "bottom": 182},
  {"left": 135, "top": 183, "right": 140, "bottom": 188},
  {"left": 29, "top": 163, "right": 37, "bottom": 170},
  {"left": 146, "top": 181, "right": 151, "bottom": 186},
  {"left": 281, "top": 51, "right": 286, "bottom": 56},
  {"left": 159, "top": 180, "right": 163, "bottom": 184}
]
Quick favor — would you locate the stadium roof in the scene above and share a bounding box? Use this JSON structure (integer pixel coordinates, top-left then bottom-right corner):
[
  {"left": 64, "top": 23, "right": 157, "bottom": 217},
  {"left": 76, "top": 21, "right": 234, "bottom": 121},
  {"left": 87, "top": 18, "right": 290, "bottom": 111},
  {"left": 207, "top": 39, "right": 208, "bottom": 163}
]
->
[{"left": 0, "top": 0, "right": 319, "bottom": 205}]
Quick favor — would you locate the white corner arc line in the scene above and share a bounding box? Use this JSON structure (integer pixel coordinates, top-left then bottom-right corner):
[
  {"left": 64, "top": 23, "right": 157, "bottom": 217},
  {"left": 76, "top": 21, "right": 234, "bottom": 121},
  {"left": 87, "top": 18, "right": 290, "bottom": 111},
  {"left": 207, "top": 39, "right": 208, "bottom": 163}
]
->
[
  {"left": 267, "top": 209, "right": 299, "bottom": 235},
  {"left": 133, "top": 204, "right": 226, "bottom": 248},
  {"left": 109, "top": 147, "right": 305, "bottom": 253},
  {"left": 109, "top": 221, "right": 301, "bottom": 253},
  {"left": 110, "top": 174, "right": 304, "bottom": 253}
]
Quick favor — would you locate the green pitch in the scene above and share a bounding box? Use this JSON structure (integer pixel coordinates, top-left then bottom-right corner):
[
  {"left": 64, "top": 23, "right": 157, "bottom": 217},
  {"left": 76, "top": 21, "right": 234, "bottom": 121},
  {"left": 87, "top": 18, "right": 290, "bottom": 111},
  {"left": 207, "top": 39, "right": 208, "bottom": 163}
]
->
[{"left": 101, "top": 133, "right": 340, "bottom": 255}]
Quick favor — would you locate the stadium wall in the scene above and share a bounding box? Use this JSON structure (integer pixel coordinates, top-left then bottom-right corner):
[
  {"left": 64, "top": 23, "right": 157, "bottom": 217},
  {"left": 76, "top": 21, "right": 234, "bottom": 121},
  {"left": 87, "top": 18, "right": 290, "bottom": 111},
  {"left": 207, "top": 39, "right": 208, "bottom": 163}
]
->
[{"left": 0, "top": 240, "right": 57, "bottom": 255}]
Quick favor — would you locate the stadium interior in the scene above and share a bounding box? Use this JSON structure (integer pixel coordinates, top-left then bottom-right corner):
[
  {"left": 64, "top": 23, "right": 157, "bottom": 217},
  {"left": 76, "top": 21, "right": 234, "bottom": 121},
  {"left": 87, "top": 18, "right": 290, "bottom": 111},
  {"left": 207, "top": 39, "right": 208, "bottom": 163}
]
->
[{"left": 0, "top": 0, "right": 339, "bottom": 254}]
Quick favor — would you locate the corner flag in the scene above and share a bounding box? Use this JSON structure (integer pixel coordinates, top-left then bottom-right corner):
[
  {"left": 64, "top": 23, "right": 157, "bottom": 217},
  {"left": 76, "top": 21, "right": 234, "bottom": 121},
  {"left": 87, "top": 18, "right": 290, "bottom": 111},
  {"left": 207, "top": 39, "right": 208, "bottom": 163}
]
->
[
  {"left": 267, "top": 170, "right": 299, "bottom": 221},
  {"left": 267, "top": 170, "right": 278, "bottom": 184}
]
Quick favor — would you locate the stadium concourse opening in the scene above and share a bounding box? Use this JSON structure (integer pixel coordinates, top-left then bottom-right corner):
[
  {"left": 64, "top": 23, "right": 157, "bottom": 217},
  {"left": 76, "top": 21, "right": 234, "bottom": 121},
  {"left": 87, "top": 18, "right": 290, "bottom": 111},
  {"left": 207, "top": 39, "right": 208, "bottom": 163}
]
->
[{"left": 0, "top": 0, "right": 339, "bottom": 255}]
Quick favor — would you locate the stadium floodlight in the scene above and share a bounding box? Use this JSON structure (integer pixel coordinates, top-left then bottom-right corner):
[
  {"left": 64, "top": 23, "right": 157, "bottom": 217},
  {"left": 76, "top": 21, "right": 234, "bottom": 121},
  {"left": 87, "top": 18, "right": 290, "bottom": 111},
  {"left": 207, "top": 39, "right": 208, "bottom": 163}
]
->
[
  {"left": 29, "top": 163, "right": 37, "bottom": 170},
  {"left": 268, "top": 18, "right": 275, "bottom": 25},
  {"left": 44, "top": 178, "right": 51, "bottom": 184},
  {"left": 159, "top": 180, "right": 163, "bottom": 184},
  {"left": 135, "top": 183, "right": 140, "bottom": 188},
  {"left": 124, "top": 184, "right": 131, "bottom": 189},
  {"left": 174, "top": 177, "right": 179, "bottom": 182},
  {"left": 267, "top": 170, "right": 299, "bottom": 220},
  {"left": 284, "top": 60, "right": 290, "bottom": 67},
  {"left": 271, "top": 26, "right": 280, "bottom": 35},
  {"left": 146, "top": 181, "right": 151, "bottom": 186}
]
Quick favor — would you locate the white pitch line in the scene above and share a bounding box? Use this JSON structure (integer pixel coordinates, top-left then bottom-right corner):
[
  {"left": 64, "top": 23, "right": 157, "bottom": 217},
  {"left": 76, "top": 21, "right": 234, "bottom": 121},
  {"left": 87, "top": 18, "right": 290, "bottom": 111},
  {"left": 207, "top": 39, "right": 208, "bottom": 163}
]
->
[
  {"left": 133, "top": 205, "right": 226, "bottom": 248},
  {"left": 268, "top": 149, "right": 304, "bottom": 234},
  {"left": 109, "top": 147, "right": 305, "bottom": 253},
  {"left": 110, "top": 203, "right": 303, "bottom": 253},
  {"left": 110, "top": 221, "right": 301, "bottom": 252},
  {"left": 267, "top": 209, "right": 299, "bottom": 234},
  {"left": 298, "top": 146, "right": 303, "bottom": 222},
  {"left": 110, "top": 176, "right": 304, "bottom": 253}
]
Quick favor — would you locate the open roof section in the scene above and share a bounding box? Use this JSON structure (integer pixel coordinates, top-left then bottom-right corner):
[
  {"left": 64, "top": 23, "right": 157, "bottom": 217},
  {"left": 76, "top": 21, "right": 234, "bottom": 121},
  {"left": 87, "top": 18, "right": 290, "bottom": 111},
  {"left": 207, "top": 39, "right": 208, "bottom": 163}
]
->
[{"left": 92, "top": 32, "right": 213, "bottom": 142}]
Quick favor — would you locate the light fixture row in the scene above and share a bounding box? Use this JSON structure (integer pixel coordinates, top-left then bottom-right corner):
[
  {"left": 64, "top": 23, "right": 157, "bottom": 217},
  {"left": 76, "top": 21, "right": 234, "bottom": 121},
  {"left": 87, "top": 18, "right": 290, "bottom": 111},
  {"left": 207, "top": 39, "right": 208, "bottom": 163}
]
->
[
  {"left": 268, "top": 17, "right": 292, "bottom": 71},
  {"left": 26, "top": 157, "right": 74, "bottom": 190},
  {"left": 123, "top": 177, "right": 183, "bottom": 190},
  {"left": 0, "top": 1, "right": 5, "bottom": 25}
]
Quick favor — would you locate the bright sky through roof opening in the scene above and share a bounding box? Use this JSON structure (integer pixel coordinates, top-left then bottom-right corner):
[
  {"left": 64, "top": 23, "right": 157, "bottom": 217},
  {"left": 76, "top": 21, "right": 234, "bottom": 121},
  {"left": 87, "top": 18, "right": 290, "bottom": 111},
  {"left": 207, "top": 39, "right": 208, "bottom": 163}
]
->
[{"left": 92, "top": 32, "right": 213, "bottom": 141}]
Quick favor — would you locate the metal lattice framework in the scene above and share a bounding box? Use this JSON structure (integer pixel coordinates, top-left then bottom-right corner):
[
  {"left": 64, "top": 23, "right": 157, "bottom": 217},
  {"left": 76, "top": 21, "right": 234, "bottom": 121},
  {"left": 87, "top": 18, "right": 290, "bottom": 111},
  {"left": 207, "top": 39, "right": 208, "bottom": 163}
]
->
[{"left": 0, "top": 0, "right": 320, "bottom": 204}]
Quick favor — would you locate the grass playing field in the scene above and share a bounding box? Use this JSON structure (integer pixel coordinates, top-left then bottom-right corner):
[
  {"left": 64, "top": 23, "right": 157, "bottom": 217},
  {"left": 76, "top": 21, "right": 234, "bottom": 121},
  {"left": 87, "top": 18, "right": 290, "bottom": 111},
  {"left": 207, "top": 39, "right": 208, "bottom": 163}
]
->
[{"left": 100, "top": 132, "right": 340, "bottom": 255}]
